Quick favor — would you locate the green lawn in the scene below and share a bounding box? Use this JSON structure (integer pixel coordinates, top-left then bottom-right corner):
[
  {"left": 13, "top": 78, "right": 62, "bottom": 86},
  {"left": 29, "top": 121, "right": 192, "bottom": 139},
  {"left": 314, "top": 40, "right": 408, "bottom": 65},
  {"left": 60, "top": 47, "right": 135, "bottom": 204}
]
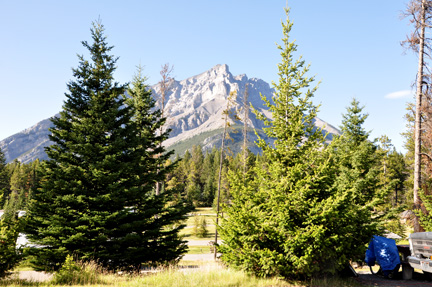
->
[
  {"left": 182, "top": 207, "right": 221, "bottom": 242},
  {"left": 186, "top": 245, "right": 213, "bottom": 254}
]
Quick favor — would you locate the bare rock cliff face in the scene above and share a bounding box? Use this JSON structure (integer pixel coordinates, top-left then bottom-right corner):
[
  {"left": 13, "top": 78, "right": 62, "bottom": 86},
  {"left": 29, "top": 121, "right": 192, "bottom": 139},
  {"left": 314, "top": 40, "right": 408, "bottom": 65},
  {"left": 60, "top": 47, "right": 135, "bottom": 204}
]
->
[
  {"left": 0, "top": 117, "right": 54, "bottom": 163},
  {"left": 156, "top": 64, "right": 276, "bottom": 147},
  {"left": 0, "top": 64, "right": 340, "bottom": 163}
]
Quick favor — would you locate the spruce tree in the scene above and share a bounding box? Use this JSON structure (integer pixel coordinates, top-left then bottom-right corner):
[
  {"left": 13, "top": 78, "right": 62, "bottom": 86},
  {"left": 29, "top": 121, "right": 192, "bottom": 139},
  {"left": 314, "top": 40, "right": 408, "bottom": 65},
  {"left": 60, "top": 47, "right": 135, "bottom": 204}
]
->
[
  {"left": 218, "top": 10, "right": 386, "bottom": 279},
  {"left": 0, "top": 149, "right": 10, "bottom": 208},
  {"left": 219, "top": 8, "right": 333, "bottom": 278},
  {"left": 24, "top": 21, "right": 190, "bottom": 271},
  {"left": 323, "top": 99, "right": 388, "bottom": 269},
  {"left": 0, "top": 213, "right": 21, "bottom": 278},
  {"left": 124, "top": 66, "right": 192, "bottom": 266}
]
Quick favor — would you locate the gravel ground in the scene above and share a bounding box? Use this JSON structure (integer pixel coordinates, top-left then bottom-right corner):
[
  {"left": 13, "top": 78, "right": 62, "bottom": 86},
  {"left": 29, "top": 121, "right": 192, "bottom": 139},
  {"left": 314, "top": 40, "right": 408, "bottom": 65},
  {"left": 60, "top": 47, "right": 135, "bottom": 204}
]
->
[
  {"left": 12, "top": 271, "right": 53, "bottom": 282},
  {"left": 355, "top": 268, "right": 432, "bottom": 286},
  {"left": 357, "top": 273, "right": 432, "bottom": 286}
]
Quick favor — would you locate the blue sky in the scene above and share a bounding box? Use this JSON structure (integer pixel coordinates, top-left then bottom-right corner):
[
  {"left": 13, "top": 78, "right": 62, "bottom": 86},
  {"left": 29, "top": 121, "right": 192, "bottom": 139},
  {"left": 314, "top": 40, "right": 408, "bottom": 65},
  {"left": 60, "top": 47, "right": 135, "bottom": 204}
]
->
[{"left": 0, "top": 1, "right": 416, "bottom": 152}]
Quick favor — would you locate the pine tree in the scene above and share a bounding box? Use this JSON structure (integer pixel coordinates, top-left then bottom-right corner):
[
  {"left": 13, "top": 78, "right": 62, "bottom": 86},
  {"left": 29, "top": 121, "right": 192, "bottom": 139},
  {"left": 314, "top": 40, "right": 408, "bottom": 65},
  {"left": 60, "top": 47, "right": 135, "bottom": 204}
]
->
[
  {"left": 0, "top": 213, "right": 21, "bottom": 278},
  {"left": 324, "top": 99, "right": 388, "bottom": 268},
  {"left": 0, "top": 149, "right": 10, "bottom": 208},
  {"left": 201, "top": 149, "right": 217, "bottom": 206},
  {"left": 219, "top": 10, "right": 386, "bottom": 279},
  {"left": 185, "top": 145, "right": 204, "bottom": 204},
  {"left": 219, "top": 8, "right": 333, "bottom": 278},
  {"left": 402, "top": 0, "right": 432, "bottom": 232},
  {"left": 125, "top": 66, "right": 192, "bottom": 265},
  {"left": 24, "top": 21, "right": 190, "bottom": 271},
  {"left": 0, "top": 150, "right": 22, "bottom": 277}
]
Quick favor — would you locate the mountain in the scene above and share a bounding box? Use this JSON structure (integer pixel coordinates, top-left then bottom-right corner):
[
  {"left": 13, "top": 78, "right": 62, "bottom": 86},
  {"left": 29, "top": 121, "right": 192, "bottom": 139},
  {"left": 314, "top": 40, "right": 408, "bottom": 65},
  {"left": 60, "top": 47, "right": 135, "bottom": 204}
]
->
[
  {"left": 0, "top": 64, "right": 340, "bottom": 163},
  {"left": 0, "top": 117, "right": 54, "bottom": 163}
]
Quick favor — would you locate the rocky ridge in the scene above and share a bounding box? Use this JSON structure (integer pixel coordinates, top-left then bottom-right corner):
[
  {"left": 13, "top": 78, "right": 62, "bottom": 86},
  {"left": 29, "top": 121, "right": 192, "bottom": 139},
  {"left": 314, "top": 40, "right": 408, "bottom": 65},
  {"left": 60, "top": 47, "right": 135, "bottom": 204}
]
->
[{"left": 0, "top": 64, "right": 340, "bottom": 163}]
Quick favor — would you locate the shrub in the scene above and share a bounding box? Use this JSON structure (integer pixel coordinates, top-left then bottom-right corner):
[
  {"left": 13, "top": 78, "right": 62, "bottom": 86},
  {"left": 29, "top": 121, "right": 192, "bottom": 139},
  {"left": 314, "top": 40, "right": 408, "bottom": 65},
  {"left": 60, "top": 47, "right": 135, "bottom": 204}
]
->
[
  {"left": 193, "top": 215, "right": 209, "bottom": 238},
  {"left": 197, "top": 217, "right": 209, "bottom": 238},
  {"left": 52, "top": 255, "right": 104, "bottom": 285}
]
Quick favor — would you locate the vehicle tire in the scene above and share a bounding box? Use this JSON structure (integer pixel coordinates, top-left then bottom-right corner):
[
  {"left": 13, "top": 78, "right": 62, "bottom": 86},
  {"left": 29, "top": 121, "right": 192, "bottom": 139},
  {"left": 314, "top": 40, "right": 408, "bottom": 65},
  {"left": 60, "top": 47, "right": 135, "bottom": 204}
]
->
[{"left": 424, "top": 271, "right": 432, "bottom": 281}]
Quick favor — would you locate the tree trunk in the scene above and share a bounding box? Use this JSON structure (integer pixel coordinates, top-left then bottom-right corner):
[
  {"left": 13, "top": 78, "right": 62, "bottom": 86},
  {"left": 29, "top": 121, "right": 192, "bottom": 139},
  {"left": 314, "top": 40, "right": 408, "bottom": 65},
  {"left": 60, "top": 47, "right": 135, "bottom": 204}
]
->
[
  {"left": 156, "top": 64, "right": 173, "bottom": 196},
  {"left": 214, "top": 114, "right": 227, "bottom": 260},
  {"left": 413, "top": 0, "right": 426, "bottom": 232},
  {"left": 243, "top": 84, "right": 249, "bottom": 176},
  {"left": 214, "top": 91, "right": 236, "bottom": 260}
]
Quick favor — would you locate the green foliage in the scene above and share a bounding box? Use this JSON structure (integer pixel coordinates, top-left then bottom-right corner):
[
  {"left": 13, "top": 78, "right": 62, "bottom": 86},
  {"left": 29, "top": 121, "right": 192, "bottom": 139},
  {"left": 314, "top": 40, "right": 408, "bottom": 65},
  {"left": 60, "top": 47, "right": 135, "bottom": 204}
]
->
[
  {"left": 0, "top": 149, "right": 10, "bottom": 208},
  {"left": 3, "top": 159, "right": 40, "bottom": 213},
  {"left": 0, "top": 213, "right": 21, "bottom": 278},
  {"left": 417, "top": 190, "right": 432, "bottom": 231},
  {"left": 219, "top": 9, "right": 387, "bottom": 280},
  {"left": 384, "top": 219, "right": 407, "bottom": 241},
  {"left": 52, "top": 254, "right": 104, "bottom": 285},
  {"left": 322, "top": 99, "right": 389, "bottom": 269},
  {"left": 193, "top": 215, "right": 209, "bottom": 238},
  {"left": 24, "top": 21, "right": 191, "bottom": 272},
  {"left": 220, "top": 7, "right": 328, "bottom": 279},
  {"left": 168, "top": 146, "right": 228, "bottom": 207}
]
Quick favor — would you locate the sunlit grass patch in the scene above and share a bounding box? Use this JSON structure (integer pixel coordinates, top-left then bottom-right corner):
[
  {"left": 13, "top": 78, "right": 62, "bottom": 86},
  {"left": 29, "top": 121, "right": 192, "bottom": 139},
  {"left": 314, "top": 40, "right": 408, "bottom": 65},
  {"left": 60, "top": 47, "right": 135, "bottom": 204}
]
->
[
  {"left": 2, "top": 262, "right": 363, "bottom": 287},
  {"left": 118, "top": 266, "right": 298, "bottom": 287},
  {"left": 187, "top": 245, "right": 213, "bottom": 254}
]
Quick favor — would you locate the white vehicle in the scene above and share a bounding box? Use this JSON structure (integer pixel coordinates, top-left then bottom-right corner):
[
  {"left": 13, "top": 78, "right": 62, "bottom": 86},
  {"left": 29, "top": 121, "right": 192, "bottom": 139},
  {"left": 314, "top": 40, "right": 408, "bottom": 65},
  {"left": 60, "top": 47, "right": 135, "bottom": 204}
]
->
[{"left": 405, "top": 232, "right": 432, "bottom": 279}]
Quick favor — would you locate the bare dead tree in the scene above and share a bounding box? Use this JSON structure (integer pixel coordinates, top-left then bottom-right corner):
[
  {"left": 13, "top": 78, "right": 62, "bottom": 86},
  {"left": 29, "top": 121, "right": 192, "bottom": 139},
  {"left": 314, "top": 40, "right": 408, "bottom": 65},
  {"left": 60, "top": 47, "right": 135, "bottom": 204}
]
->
[
  {"left": 243, "top": 84, "right": 249, "bottom": 176},
  {"left": 403, "top": 0, "right": 432, "bottom": 232},
  {"left": 158, "top": 64, "right": 174, "bottom": 121},
  {"left": 214, "top": 91, "right": 237, "bottom": 260},
  {"left": 156, "top": 63, "right": 174, "bottom": 196}
]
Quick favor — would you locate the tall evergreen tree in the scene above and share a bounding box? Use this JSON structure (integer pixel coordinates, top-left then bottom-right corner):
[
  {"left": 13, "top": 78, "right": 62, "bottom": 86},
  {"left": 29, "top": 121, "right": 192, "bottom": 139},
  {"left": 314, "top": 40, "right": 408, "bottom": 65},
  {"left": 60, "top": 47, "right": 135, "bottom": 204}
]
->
[
  {"left": 0, "top": 150, "right": 21, "bottom": 277},
  {"left": 219, "top": 10, "right": 386, "bottom": 279},
  {"left": 201, "top": 149, "right": 217, "bottom": 206},
  {"left": 0, "top": 149, "right": 9, "bottom": 208},
  {"left": 0, "top": 212, "right": 21, "bottom": 278},
  {"left": 219, "top": 8, "right": 332, "bottom": 278},
  {"left": 125, "top": 66, "right": 192, "bottom": 265},
  {"left": 24, "top": 21, "right": 190, "bottom": 271},
  {"left": 185, "top": 145, "right": 204, "bottom": 204},
  {"left": 324, "top": 99, "right": 388, "bottom": 268}
]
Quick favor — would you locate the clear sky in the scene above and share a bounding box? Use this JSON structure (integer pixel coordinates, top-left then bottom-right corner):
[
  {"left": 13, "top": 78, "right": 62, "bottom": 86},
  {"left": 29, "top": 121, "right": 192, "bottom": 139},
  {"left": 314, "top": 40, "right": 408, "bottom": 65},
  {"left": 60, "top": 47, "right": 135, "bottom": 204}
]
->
[{"left": 0, "top": 0, "right": 417, "bottom": 152}]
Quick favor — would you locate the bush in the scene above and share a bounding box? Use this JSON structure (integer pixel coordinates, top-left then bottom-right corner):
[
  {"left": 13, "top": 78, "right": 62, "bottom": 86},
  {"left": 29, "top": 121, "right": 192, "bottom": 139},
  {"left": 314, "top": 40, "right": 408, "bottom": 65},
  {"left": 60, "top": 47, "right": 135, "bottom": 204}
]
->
[
  {"left": 198, "top": 217, "right": 209, "bottom": 238},
  {"left": 193, "top": 215, "right": 209, "bottom": 238},
  {"left": 52, "top": 255, "right": 104, "bottom": 285},
  {"left": 385, "top": 219, "right": 407, "bottom": 242}
]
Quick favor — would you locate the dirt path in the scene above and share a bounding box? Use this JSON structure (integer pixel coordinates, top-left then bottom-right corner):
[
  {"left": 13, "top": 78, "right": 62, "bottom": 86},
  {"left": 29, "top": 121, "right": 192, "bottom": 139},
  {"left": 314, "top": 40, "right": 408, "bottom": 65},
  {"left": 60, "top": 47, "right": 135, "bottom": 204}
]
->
[
  {"left": 182, "top": 253, "right": 217, "bottom": 261},
  {"left": 11, "top": 271, "right": 53, "bottom": 282}
]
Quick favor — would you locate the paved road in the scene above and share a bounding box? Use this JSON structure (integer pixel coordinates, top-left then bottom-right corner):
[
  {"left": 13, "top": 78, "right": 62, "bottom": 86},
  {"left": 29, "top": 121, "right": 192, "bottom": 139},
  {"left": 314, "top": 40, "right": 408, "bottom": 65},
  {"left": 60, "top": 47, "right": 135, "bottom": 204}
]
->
[
  {"left": 187, "top": 240, "right": 222, "bottom": 246},
  {"left": 182, "top": 253, "right": 220, "bottom": 261}
]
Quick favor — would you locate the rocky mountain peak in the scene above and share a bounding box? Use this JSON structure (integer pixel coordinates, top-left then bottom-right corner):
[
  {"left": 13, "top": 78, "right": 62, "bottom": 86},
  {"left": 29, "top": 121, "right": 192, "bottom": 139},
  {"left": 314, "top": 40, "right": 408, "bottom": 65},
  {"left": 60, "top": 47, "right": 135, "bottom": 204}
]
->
[{"left": 0, "top": 64, "right": 340, "bottom": 163}]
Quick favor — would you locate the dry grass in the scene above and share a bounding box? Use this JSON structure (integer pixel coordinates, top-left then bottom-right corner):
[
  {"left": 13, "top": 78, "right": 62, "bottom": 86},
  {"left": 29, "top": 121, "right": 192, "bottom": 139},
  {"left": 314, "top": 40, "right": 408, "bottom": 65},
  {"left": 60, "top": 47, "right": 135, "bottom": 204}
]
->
[{"left": 1, "top": 262, "right": 362, "bottom": 287}]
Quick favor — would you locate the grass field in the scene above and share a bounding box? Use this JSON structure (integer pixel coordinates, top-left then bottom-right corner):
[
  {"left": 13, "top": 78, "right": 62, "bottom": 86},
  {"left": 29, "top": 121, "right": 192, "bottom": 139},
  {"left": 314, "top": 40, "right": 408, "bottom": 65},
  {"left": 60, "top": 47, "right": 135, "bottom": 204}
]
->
[
  {"left": 186, "top": 245, "right": 213, "bottom": 254},
  {"left": 5, "top": 263, "right": 362, "bottom": 287},
  {"left": 182, "top": 207, "right": 219, "bottom": 242}
]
